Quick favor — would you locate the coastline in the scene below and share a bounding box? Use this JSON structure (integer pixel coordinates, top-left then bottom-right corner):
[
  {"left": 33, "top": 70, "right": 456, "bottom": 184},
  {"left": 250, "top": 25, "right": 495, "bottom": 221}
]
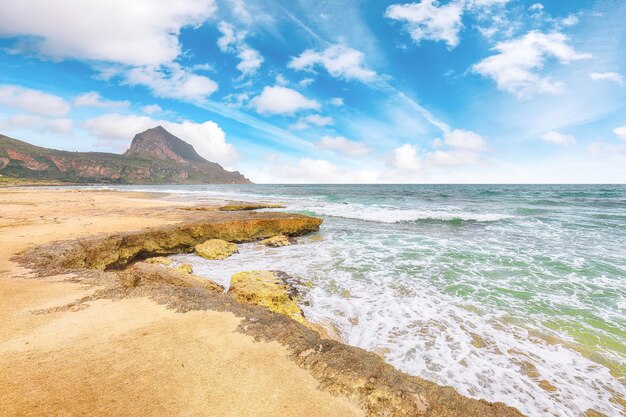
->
[{"left": 0, "top": 188, "right": 524, "bottom": 416}]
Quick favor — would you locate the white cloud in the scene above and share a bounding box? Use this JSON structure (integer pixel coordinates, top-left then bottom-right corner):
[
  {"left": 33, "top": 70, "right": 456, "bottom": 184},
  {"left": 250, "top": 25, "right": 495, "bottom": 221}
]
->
[
  {"left": 467, "top": 0, "right": 510, "bottom": 7},
  {"left": 441, "top": 129, "right": 487, "bottom": 151},
  {"left": 388, "top": 129, "right": 488, "bottom": 171},
  {"left": 0, "top": 85, "right": 70, "bottom": 116},
  {"left": 613, "top": 126, "right": 626, "bottom": 141},
  {"left": 589, "top": 72, "right": 624, "bottom": 85},
  {"left": 388, "top": 143, "right": 423, "bottom": 172},
  {"left": 0, "top": 114, "right": 73, "bottom": 135},
  {"left": 142, "top": 104, "right": 163, "bottom": 114},
  {"left": 267, "top": 157, "right": 377, "bottom": 184},
  {"left": 299, "top": 78, "right": 314, "bottom": 87},
  {"left": 473, "top": 31, "right": 591, "bottom": 99},
  {"left": 83, "top": 113, "right": 238, "bottom": 166},
  {"left": 217, "top": 21, "right": 263, "bottom": 76},
  {"left": 123, "top": 64, "right": 218, "bottom": 102},
  {"left": 385, "top": 1, "right": 464, "bottom": 48},
  {"left": 288, "top": 44, "right": 378, "bottom": 83},
  {"left": 539, "top": 130, "right": 576, "bottom": 146},
  {"left": 0, "top": 0, "right": 216, "bottom": 67},
  {"left": 291, "top": 114, "right": 334, "bottom": 130},
  {"left": 275, "top": 74, "right": 288, "bottom": 86},
  {"left": 319, "top": 135, "right": 370, "bottom": 157},
  {"left": 73, "top": 92, "right": 130, "bottom": 108},
  {"left": 329, "top": 97, "right": 345, "bottom": 106},
  {"left": 250, "top": 86, "right": 319, "bottom": 115}
]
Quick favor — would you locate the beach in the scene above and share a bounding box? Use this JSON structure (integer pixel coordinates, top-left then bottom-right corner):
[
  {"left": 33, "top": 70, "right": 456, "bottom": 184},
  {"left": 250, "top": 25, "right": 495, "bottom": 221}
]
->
[{"left": 0, "top": 187, "right": 524, "bottom": 417}]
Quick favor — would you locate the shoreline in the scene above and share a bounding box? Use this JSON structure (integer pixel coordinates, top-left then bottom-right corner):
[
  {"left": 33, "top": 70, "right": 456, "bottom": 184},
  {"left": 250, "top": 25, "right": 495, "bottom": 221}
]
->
[{"left": 0, "top": 188, "right": 524, "bottom": 416}]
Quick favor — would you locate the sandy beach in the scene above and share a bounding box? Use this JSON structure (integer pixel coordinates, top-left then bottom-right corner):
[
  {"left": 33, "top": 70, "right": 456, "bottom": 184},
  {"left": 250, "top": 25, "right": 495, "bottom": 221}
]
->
[{"left": 0, "top": 188, "right": 523, "bottom": 417}]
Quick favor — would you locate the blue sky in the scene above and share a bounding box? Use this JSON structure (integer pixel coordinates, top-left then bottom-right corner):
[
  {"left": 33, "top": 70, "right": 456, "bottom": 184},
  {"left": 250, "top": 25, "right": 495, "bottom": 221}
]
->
[{"left": 0, "top": 0, "right": 624, "bottom": 183}]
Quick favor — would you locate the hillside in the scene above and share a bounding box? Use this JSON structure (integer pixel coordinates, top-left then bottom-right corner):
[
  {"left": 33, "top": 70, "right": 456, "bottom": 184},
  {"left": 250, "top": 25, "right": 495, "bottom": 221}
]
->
[{"left": 0, "top": 126, "right": 251, "bottom": 184}]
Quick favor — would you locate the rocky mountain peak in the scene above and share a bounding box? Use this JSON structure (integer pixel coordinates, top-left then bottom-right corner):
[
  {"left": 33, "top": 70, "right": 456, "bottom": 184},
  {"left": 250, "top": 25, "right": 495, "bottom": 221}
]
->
[{"left": 124, "top": 126, "right": 204, "bottom": 164}]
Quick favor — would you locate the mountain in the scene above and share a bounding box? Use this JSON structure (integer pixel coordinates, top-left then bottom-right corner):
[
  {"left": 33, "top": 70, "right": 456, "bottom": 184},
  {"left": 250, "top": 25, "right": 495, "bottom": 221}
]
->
[{"left": 0, "top": 126, "right": 251, "bottom": 184}]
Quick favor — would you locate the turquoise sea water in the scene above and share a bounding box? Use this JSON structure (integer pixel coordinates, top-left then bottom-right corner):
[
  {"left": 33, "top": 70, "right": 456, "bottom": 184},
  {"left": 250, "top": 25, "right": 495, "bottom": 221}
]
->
[{"left": 108, "top": 184, "right": 625, "bottom": 416}]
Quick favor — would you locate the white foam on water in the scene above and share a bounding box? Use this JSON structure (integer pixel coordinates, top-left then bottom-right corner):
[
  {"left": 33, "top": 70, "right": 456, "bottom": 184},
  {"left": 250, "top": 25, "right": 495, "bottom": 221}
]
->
[
  {"left": 289, "top": 202, "right": 515, "bottom": 224},
  {"left": 129, "top": 184, "right": 625, "bottom": 416},
  {"left": 173, "top": 236, "right": 625, "bottom": 417}
]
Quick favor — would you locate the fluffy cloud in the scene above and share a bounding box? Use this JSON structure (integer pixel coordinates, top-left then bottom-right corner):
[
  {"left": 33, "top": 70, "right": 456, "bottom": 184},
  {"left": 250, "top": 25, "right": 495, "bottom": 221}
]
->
[
  {"left": 539, "top": 131, "right": 576, "bottom": 146},
  {"left": 388, "top": 129, "right": 488, "bottom": 171},
  {"left": 83, "top": 113, "right": 238, "bottom": 166},
  {"left": 589, "top": 72, "right": 624, "bottom": 85},
  {"left": 250, "top": 86, "right": 319, "bottom": 115},
  {"left": 0, "top": 114, "right": 73, "bottom": 135},
  {"left": 385, "top": 1, "right": 464, "bottom": 48},
  {"left": 217, "top": 21, "right": 263, "bottom": 76},
  {"left": 329, "top": 97, "right": 345, "bottom": 106},
  {"left": 288, "top": 45, "right": 378, "bottom": 83},
  {"left": 123, "top": 64, "right": 218, "bottom": 102},
  {"left": 388, "top": 143, "right": 422, "bottom": 172},
  {"left": 473, "top": 31, "right": 590, "bottom": 99},
  {"left": 0, "top": 0, "right": 216, "bottom": 67},
  {"left": 291, "top": 114, "right": 334, "bottom": 130},
  {"left": 0, "top": 85, "right": 70, "bottom": 116},
  {"left": 319, "top": 136, "right": 370, "bottom": 157},
  {"left": 73, "top": 92, "right": 130, "bottom": 108},
  {"left": 613, "top": 126, "right": 626, "bottom": 141}
]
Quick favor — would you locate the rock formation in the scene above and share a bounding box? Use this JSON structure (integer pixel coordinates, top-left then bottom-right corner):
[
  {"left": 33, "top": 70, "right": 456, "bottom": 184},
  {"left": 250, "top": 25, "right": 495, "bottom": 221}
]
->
[
  {"left": 195, "top": 239, "right": 239, "bottom": 260},
  {"left": 228, "top": 270, "right": 305, "bottom": 324},
  {"left": 258, "top": 235, "right": 292, "bottom": 247}
]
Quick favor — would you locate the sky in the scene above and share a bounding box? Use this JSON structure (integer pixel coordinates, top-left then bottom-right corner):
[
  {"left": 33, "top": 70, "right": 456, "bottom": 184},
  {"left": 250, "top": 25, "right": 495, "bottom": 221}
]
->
[{"left": 0, "top": 0, "right": 625, "bottom": 183}]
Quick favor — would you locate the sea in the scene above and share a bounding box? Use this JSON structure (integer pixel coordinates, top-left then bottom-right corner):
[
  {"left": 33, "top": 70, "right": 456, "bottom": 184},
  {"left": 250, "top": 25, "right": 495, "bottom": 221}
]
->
[{"left": 102, "top": 184, "right": 625, "bottom": 417}]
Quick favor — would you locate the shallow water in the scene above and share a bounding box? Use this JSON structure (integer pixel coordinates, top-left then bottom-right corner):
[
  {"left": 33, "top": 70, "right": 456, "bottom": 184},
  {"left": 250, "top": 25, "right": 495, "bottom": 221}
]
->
[{"left": 106, "top": 184, "right": 624, "bottom": 417}]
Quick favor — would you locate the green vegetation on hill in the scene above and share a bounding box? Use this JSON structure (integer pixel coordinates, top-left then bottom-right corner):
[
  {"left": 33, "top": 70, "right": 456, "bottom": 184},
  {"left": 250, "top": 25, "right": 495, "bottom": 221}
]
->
[{"left": 0, "top": 127, "right": 251, "bottom": 184}]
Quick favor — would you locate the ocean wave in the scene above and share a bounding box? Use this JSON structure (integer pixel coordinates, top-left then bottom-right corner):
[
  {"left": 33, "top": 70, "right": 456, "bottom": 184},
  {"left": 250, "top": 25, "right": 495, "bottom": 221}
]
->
[{"left": 301, "top": 205, "right": 514, "bottom": 224}]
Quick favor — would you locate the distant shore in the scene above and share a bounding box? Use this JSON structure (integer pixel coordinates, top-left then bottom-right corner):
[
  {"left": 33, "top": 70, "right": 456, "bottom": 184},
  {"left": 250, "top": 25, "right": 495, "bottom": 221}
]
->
[{"left": 0, "top": 187, "right": 524, "bottom": 416}]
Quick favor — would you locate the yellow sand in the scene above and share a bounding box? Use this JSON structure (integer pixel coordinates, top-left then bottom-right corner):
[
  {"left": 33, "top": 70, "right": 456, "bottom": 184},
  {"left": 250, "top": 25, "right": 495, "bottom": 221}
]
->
[{"left": 0, "top": 188, "right": 363, "bottom": 417}]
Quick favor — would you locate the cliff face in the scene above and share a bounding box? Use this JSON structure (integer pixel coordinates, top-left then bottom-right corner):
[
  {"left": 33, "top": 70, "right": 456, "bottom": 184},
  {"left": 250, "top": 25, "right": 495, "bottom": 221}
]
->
[{"left": 0, "top": 126, "right": 251, "bottom": 184}]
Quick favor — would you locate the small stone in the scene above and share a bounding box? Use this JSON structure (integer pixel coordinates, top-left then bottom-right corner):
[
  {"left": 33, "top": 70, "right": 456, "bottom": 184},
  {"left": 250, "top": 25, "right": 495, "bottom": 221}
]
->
[
  {"left": 258, "top": 235, "right": 292, "bottom": 247},
  {"left": 195, "top": 239, "right": 238, "bottom": 260},
  {"left": 340, "top": 289, "right": 351, "bottom": 298}
]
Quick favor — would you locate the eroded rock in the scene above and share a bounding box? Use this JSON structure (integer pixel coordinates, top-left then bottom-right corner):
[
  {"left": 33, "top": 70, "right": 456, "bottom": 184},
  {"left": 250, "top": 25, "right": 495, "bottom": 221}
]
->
[
  {"left": 228, "top": 270, "right": 305, "bottom": 324},
  {"left": 119, "top": 262, "right": 223, "bottom": 292},
  {"left": 258, "top": 234, "right": 292, "bottom": 247},
  {"left": 195, "top": 239, "right": 238, "bottom": 260}
]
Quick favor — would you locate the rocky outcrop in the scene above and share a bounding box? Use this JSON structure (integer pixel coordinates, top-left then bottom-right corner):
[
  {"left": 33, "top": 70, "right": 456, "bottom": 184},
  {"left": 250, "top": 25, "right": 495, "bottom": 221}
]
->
[
  {"left": 119, "top": 262, "right": 223, "bottom": 292},
  {"left": 0, "top": 126, "right": 251, "bottom": 184},
  {"left": 195, "top": 239, "right": 238, "bottom": 260},
  {"left": 228, "top": 270, "right": 305, "bottom": 324},
  {"left": 258, "top": 235, "right": 292, "bottom": 247},
  {"left": 19, "top": 212, "right": 323, "bottom": 271}
]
